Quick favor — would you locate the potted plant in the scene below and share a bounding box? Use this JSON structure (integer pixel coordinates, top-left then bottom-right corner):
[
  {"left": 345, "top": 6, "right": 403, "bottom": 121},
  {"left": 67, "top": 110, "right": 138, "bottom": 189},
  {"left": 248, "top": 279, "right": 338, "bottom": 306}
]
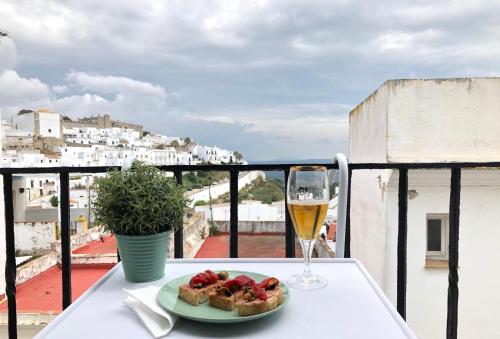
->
[{"left": 92, "top": 161, "right": 189, "bottom": 282}]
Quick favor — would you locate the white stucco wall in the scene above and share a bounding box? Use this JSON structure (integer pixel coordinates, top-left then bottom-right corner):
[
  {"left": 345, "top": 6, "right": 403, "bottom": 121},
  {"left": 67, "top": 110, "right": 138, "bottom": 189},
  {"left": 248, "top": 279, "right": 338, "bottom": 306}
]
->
[
  {"left": 38, "top": 112, "right": 61, "bottom": 138},
  {"left": 350, "top": 169, "right": 393, "bottom": 288},
  {"left": 384, "top": 170, "right": 500, "bottom": 339},
  {"left": 14, "top": 222, "right": 57, "bottom": 254},
  {"left": 12, "top": 112, "right": 35, "bottom": 134},
  {"left": 386, "top": 78, "right": 500, "bottom": 162},
  {"left": 349, "top": 83, "right": 389, "bottom": 162},
  {"left": 350, "top": 78, "right": 500, "bottom": 163},
  {"left": 349, "top": 77, "right": 500, "bottom": 339},
  {"left": 195, "top": 201, "right": 286, "bottom": 222}
]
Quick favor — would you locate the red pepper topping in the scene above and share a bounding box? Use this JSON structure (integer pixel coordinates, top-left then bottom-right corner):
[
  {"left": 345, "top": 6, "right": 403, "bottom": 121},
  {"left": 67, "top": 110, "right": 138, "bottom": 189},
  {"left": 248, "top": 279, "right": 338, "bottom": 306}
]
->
[
  {"left": 205, "top": 270, "right": 219, "bottom": 282},
  {"left": 189, "top": 270, "right": 221, "bottom": 288},
  {"left": 234, "top": 275, "right": 253, "bottom": 286},
  {"left": 258, "top": 277, "right": 279, "bottom": 290},
  {"left": 246, "top": 280, "right": 268, "bottom": 301},
  {"left": 223, "top": 275, "right": 254, "bottom": 292},
  {"left": 223, "top": 279, "right": 240, "bottom": 291}
]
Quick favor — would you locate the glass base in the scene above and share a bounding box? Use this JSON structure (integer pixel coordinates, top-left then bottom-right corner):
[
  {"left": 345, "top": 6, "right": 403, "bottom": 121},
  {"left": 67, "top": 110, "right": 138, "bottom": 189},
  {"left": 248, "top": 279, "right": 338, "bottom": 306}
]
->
[{"left": 287, "top": 273, "right": 328, "bottom": 291}]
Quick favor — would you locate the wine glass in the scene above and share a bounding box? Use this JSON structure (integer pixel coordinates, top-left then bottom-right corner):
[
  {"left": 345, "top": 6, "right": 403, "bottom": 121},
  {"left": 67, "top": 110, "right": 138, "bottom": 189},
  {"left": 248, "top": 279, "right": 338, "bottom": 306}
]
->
[{"left": 287, "top": 165, "right": 329, "bottom": 290}]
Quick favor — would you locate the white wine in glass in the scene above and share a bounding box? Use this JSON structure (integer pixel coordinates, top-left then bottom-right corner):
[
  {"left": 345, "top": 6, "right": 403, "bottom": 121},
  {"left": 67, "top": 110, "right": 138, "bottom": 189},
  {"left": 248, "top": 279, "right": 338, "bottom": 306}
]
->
[{"left": 287, "top": 166, "right": 329, "bottom": 290}]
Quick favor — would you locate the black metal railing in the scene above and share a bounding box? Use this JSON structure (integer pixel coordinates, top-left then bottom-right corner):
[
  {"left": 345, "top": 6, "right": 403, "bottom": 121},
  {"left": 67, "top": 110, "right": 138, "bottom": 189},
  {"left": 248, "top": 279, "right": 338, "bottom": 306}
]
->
[{"left": 3, "top": 161, "right": 500, "bottom": 339}]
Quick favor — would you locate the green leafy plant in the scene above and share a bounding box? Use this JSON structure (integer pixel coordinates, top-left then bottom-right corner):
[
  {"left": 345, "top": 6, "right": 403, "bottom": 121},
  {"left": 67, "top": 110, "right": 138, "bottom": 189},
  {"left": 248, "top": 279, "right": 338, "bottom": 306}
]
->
[
  {"left": 91, "top": 161, "right": 189, "bottom": 236},
  {"left": 50, "top": 195, "right": 59, "bottom": 207},
  {"left": 208, "top": 222, "right": 220, "bottom": 236}
]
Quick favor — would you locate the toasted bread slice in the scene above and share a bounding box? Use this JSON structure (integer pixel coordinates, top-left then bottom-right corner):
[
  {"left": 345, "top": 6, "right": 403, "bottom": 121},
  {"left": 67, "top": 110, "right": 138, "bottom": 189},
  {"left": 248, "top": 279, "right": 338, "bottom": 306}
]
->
[
  {"left": 236, "top": 287, "right": 284, "bottom": 316},
  {"left": 208, "top": 292, "right": 235, "bottom": 311},
  {"left": 208, "top": 289, "right": 243, "bottom": 311},
  {"left": 178, "top": 283, "right": 217, "bottom": 306}
]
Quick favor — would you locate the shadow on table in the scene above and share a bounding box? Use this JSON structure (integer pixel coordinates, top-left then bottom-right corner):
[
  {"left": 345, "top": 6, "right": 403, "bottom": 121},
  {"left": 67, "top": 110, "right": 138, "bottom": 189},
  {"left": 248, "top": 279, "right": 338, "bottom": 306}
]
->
[{"left": 174, "top": 310, "right": 287, "bottom": 337}]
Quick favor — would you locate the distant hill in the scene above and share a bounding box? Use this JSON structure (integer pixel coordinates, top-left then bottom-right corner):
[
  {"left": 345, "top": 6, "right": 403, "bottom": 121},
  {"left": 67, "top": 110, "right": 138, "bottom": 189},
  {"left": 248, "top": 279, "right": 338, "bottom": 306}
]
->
[
  {"left": 249, "top": 159, "right": 338, "bottom": 186},
  {"left": 249, "top": 158, "right": 333, "bottom": 165}
]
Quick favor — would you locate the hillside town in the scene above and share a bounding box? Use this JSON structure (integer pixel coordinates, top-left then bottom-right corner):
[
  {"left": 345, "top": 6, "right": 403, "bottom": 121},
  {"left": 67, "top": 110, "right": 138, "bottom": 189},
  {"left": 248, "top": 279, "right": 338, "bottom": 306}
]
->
[{"left": 1, "top": 109, "right": 244, "bottom": 167}]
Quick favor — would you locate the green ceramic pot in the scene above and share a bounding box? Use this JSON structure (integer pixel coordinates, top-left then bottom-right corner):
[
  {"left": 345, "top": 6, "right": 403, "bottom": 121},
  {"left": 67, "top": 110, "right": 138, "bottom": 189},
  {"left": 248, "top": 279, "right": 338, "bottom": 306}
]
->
[{"left": 116, "top": 231, "right": 170, "bottom": 283}]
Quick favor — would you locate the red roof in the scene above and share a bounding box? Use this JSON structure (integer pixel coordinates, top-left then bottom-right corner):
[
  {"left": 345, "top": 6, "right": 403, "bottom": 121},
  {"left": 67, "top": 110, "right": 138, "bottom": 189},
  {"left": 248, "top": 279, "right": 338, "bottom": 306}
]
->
[
  {"left": 73, "top": 235, "right": 117, "bottom": 255},
  {"left": 0, "top": 264, "right": 115, "bottom": 314}
]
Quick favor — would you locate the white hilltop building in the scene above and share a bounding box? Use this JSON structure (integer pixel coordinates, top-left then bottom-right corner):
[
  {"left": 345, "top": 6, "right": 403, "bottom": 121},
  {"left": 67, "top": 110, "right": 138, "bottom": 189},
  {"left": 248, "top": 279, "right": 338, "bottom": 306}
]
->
[
  {"left": 349, "top": 78, "right": 500, "bottom": 339},
  {"left": 63, "top": 126, "right": 141, "bottom": 147},
  {"left": 12, "top": 109, "right": 62, "bottom": 139},
  {"left": 142, "top": 133, "right": 184, "bottom": 147},
  {"left": 192, "top": 145, "right": 237, "bottom": 164}
]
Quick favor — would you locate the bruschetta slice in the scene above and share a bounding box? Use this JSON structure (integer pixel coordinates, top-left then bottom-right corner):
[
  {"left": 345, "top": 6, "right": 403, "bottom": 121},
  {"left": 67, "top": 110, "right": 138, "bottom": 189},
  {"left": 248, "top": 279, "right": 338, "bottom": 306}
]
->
[
  {"left": 235, "top": 277, "right": 284, "bottom": 316},
  {"left": 208, "top": 275, "right": 251, "bottom": 311},
  {"left": 178, "top": 270, "right": 228, "bottom": 306}
]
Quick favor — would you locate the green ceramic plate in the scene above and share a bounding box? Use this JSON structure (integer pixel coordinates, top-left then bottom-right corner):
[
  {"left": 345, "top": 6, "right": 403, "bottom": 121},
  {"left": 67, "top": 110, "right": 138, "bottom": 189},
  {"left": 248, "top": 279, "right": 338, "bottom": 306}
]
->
[{"left": 157, "top": 270, "right": 290, "bottom": 323}]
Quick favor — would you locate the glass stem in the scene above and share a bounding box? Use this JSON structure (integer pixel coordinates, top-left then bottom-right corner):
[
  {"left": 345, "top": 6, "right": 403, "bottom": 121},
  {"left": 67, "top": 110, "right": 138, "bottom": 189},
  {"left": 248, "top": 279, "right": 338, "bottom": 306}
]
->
[{"left": 301, "top": 239, "right": 315, "bottom": 281}]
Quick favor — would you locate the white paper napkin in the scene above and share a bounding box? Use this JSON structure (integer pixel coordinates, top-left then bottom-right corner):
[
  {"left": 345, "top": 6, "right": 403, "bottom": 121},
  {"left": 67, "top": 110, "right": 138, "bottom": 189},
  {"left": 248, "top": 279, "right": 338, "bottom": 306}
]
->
[{"left": 123, "top": 286, "right": 178, "bottom": 338}]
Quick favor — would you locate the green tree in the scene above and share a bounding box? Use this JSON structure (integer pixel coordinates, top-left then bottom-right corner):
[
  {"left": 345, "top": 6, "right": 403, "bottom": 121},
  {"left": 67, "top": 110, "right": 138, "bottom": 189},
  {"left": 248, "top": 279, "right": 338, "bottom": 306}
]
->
[
  {"left": 238, "top": 177, "right": 284, "bottom": 204},
  {"left": 194, "top": 200, "right": 207, "bottom": 207},
  {"left": 50, "top": 195, "right": 59, "bottom": 207},
  {"left": 170, "top": 140, "right": 179, "bottom": 147},
  {"left": 233, "top": 151, "right": 243, "bottom": 162}
]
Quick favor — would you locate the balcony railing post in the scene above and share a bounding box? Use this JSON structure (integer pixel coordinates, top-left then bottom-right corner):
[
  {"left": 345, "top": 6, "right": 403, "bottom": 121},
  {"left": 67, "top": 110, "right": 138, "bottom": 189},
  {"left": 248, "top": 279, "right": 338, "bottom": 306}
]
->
[
  {"left": 229, "top": 170, "right": 239, "bottom": 258},
  {"left": 447, "top": 168, "right": 461, "bottom": 339},
  {"left": 397, "top": 168, "right": 408, "bottom": 320},
  {"left": 284, "top": 169, "right": 295, "bottom": 258},
  {"left": 3, "top": 173, "right": 17, "bottom": 339},
  {"left": 174, "top": 170, "right": 183, "bottom": 259},
  {"left": 59, "top": 172, "right": 72, "bottom": 310},
  {"left": 345, "top": 168, "right": 352, "bottom": 258}
]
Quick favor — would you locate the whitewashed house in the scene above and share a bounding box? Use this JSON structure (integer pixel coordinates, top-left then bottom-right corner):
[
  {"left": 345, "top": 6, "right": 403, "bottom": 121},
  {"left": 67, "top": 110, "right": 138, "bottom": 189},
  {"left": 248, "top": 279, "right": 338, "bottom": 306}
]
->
[
  {"left": 12, "top": 109, "right": 61, "bottom": 139},
  {"left": 193, "top": 145, "right": 235, "bottom": 164},
  {"left": 349, "top": 78, "right": 500, "bottom": 339},
  {"left": 176, "top": 151, "right": 193, "bottom": 165},
  {"left": 151, "top": 148, "right": 177, "bottom": 165},
  {"left": 63, "top": 126, "right": 140, "bottom": 147}
]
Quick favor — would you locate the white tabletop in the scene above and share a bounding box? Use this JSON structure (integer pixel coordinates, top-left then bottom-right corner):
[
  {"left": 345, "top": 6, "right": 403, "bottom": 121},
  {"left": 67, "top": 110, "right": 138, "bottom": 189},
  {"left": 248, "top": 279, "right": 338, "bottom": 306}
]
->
[{"left": 35, "top": 258, "right": 416, "bottom": 339}]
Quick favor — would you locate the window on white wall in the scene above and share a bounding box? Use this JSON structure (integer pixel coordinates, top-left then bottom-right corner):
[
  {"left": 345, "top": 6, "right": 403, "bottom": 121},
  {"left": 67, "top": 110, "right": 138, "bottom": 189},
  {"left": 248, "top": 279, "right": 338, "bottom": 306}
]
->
[{"left": 426, "top": 214, "right": 449, "bottom": 260}]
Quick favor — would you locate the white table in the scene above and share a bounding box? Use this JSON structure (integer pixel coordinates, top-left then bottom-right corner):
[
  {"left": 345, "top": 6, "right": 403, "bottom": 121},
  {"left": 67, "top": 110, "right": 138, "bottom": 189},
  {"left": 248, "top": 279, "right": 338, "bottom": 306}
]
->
[{"left": 35, "top": 259, "right": 416, "bottom": 339}]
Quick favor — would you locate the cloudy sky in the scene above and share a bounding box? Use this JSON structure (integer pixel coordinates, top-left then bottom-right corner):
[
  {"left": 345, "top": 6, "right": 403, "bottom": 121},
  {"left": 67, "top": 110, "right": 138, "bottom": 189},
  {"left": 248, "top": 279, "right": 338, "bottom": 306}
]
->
[{"left": 1, "top": 1, "right": 500, "bottom": 160}]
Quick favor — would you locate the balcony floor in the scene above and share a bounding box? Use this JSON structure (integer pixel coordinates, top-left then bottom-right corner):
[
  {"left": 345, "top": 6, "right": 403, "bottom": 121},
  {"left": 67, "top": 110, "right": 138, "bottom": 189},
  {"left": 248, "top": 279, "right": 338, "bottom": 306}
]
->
[{"left": 195, "top": 234, "right": 302, "bottom": 258}]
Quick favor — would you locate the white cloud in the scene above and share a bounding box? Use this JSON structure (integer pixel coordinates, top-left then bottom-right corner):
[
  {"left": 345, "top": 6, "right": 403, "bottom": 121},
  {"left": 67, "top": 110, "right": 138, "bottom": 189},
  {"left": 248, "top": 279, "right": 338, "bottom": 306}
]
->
[
  {"left": 373, "top": 29, "right": 443, "bottom": 53},
  {"left": 66, "top": 71, "right": 167, "bottom": 98},
  {"left": 51, "top": 85, "right": 68, "bottom": 94},
  {"left": 0, "top": 70, "right": 50, "bottom": 111},
  {"left": 186, "top": 102, "right": 350, "bottom": 145},
  {"left": 0, "top": 69, "right": 168, "bottom": 125},
  {"left": 0, "top": 37, "right": 16, "bottom": 72}
]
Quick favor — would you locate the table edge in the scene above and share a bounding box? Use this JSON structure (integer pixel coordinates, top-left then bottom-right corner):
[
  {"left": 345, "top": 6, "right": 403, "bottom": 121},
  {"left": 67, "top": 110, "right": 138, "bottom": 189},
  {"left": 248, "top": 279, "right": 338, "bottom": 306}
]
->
[
  {"left": 353, "top": 260, "right": 417, "bottom": 339},
  {"left": 34, "top": 263, "right": 122, "bottom": 338},
  {"left": 35, "top": 258, "right": 416, "bottom": 339}
]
